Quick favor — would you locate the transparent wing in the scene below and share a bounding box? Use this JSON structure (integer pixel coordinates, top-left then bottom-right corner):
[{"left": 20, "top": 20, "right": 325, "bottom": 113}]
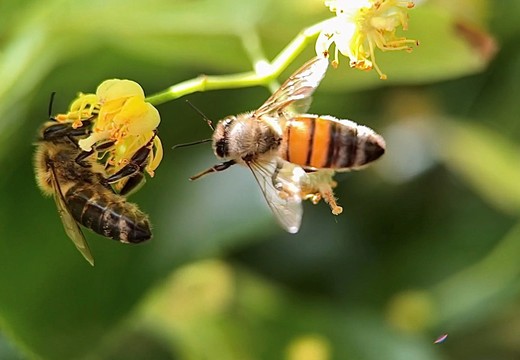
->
[
  {"left": 255, "top": 56, "right": 329, "bottom": 117},
  {"left": 248, "top": 158, "right": 308, "bottom": 233},
  {"left": 49, "top": 164, "right": 94, "bottom": 265}
]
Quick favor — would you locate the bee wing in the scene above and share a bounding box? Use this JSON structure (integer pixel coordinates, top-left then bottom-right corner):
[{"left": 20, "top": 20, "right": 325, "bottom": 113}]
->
[
  {"left": 255, "top": 56, "right": 329, "bottom": 117},
  {"left": 248, "top": 159, "right": 308, "bottom": 233},
  {"left": 49, "top": 164, "right": 94, "bottom": 266}
]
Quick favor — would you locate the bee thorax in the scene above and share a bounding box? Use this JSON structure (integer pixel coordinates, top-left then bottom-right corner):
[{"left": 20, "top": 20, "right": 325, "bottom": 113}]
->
[{"left": 212, "top": 115, "right": 282, "bottom": 162}]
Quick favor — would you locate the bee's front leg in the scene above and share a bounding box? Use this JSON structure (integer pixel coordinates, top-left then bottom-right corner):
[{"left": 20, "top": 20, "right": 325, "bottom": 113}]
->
[
  {"left": 106, "top": 137, "right": 155, "bottom": 183},
  {"left": 190, "top": 160, "right": 236, "bottom": 181}
]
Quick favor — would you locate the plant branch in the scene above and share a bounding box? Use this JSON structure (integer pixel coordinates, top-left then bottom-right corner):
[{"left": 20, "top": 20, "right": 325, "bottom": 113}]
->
[{"left": 145, "top": 18, "right": 329, "bottom": 106}]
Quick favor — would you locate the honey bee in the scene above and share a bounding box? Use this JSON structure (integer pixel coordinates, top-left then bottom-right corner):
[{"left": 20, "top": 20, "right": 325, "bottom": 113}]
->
[
  {"left": 34, "top": 112, "right": 155, "bottom": 265},
  {"left": 190, "top": 56, "right": 386, "bottom": 233}
]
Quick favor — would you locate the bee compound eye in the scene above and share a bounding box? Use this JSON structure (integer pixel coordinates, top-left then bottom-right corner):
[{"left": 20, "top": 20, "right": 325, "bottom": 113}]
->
[{"left": 214, "top": 138, "right": 228, "bottom": 158}]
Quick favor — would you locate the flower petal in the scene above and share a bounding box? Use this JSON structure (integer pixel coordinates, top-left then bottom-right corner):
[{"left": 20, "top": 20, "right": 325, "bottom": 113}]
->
[
  {"left": 96, "top": 79, "right": 145, "bottom": 104},
  {"left": 78, "top": 130, "right": 110, "bottom": 152},
  {"left": 114, "top": 97, "right": 160, "bottom": 136}
]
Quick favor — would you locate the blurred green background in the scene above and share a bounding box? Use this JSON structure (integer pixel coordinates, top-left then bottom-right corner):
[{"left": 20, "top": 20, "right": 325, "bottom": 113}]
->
[{"left": 1, "top": 0, "right": 519, "bottom": 359}]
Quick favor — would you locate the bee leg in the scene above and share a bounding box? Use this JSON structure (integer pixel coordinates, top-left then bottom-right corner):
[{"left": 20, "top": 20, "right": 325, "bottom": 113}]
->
[
  {"left": 75, "top": 149, "right": 94, "bottom": 167},
  {"left": 118, "top": 173, "right": 145, "bottom": 196},
  {"left": 269, "top": 161, "right": 296, "bottom": 198},
  {"left": 74, "top": 140, "right": 115, "bottom": 168},
  {"left": 42, "top": 124, "right": 71, "bottom": 140},
  {"left": 42, "top": 120, "right": 92, "bottom": 141},
  {"left": 95, "top": 140, "right": 116, "bottom": 152},
  {"left": 106, "top": 163, "right": 140, "bottom": 183},
  {"left": 106, "top": 131, "right": 159, "bottom": 184},
  {"left": 270, "top": 161, "right": 284, "bottom": 190},
  {"left": 107, "top": 167, "right": 145, "bottom": 197},
  {"left": 105, "top": 139, "right": 154, "bottom": 183},
  {"left": 104, "top": 144, "right": 152, "bottom": 196},
  {"left": 190, "top": 160, "right": 236, "bottom": 181}
]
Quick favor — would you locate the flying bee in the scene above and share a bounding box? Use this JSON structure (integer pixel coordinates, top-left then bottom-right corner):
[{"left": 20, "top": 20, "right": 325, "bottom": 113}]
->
[
  {"left": 34, "top": 99, "right": 156, "bottom": 265},
  {"left": 189, "top": 56, "right": 386, "bottom": 233}
]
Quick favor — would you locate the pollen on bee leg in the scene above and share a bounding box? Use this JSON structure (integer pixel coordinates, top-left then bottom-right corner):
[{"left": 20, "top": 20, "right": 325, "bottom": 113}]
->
[
  {"left": 322, "top": 189, "right": 343, "bottom": 215},
  {"left": 278, "top": 191, "right": 288, "bottom": 200},
  {"left": 277, "top": 185, "right": 294, "bottom": 200},
  {"left": 314, "top": 178, "right": 342, "bottom": 215},
  {"left": 303, "top": 192, "right": 322, "bottom": 205}
]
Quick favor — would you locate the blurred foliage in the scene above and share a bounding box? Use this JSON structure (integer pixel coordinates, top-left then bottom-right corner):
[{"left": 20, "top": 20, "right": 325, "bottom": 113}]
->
[{"left": 0, "top": 0, "right": 519, "bottom": 359}]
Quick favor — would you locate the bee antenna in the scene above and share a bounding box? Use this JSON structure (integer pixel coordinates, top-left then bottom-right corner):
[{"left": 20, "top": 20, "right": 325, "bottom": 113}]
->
[
  {"left": 186, "top": 100, "right": 214, "bottom": 131},
  {"left": 172, "top": 138, "right": 212, "bottom": 150},
  {"left": 48, "top": 92, "right": 57, "bottom": 119}
]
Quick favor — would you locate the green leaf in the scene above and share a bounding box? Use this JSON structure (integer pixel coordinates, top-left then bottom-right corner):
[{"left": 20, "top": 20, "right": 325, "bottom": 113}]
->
[
  {"left": 433, "top": 221, "right": 520, "bottom": 325},
  {"left": 134, "top": 260, "right": 444, "bottom": 360},
  {"left": 437, "top": 119, "right": 520, "bottom": 215}
]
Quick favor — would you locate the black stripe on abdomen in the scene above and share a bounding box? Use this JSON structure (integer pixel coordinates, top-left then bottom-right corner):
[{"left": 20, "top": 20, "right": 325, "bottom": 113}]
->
[
  {"left": 66, "top": 185, "right": 151, "bottom": 243},
  {"left": 305, "top": 117, "right": 316, "bottom": 166}
]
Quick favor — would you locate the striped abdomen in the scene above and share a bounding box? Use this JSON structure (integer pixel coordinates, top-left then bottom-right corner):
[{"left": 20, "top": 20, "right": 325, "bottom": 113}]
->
[
  {"left": 65, "top": 185, "right": 151, "bottom": 243},
  {"left": 281, "top": 115, "right": 386, "bottom": 170}
]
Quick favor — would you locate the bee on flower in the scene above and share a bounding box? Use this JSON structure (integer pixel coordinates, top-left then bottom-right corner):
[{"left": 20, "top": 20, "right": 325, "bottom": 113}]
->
[
  {"left": 35, "top": 79, "right": 162, "bottom": 263},
  {"left": 316, "top": 0, "right": 418, "bottom": 79},
  {"left": 55, "top": 79, "right": 163, "bottom": 193}
]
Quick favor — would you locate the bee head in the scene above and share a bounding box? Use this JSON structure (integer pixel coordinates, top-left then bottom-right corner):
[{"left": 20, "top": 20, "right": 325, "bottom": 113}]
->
[{"left": 212, "top": 116, "right": 236, "bottom": 159}]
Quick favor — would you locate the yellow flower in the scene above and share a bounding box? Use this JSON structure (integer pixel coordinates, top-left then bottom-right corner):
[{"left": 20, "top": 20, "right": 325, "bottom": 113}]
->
[
  {"left": 107, "top": 129, "right": 163, "bottom": 179},
  {"left": 78, "top": 79, "right": 160, "bottom": 152},
  {"left": 55, "top": 93, "right": 99, "bottom": 127},
  {"left": 55, "top": 79, "right": 163, "bottom": 181},
  {"left": 316, "top": 0, "right": 418, "bottom": 79}
]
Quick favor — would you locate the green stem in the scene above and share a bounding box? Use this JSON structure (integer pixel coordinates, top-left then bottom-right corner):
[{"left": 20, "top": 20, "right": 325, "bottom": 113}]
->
[{"left": 145, "top": 19, "right": 329, "bottom": 106}]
